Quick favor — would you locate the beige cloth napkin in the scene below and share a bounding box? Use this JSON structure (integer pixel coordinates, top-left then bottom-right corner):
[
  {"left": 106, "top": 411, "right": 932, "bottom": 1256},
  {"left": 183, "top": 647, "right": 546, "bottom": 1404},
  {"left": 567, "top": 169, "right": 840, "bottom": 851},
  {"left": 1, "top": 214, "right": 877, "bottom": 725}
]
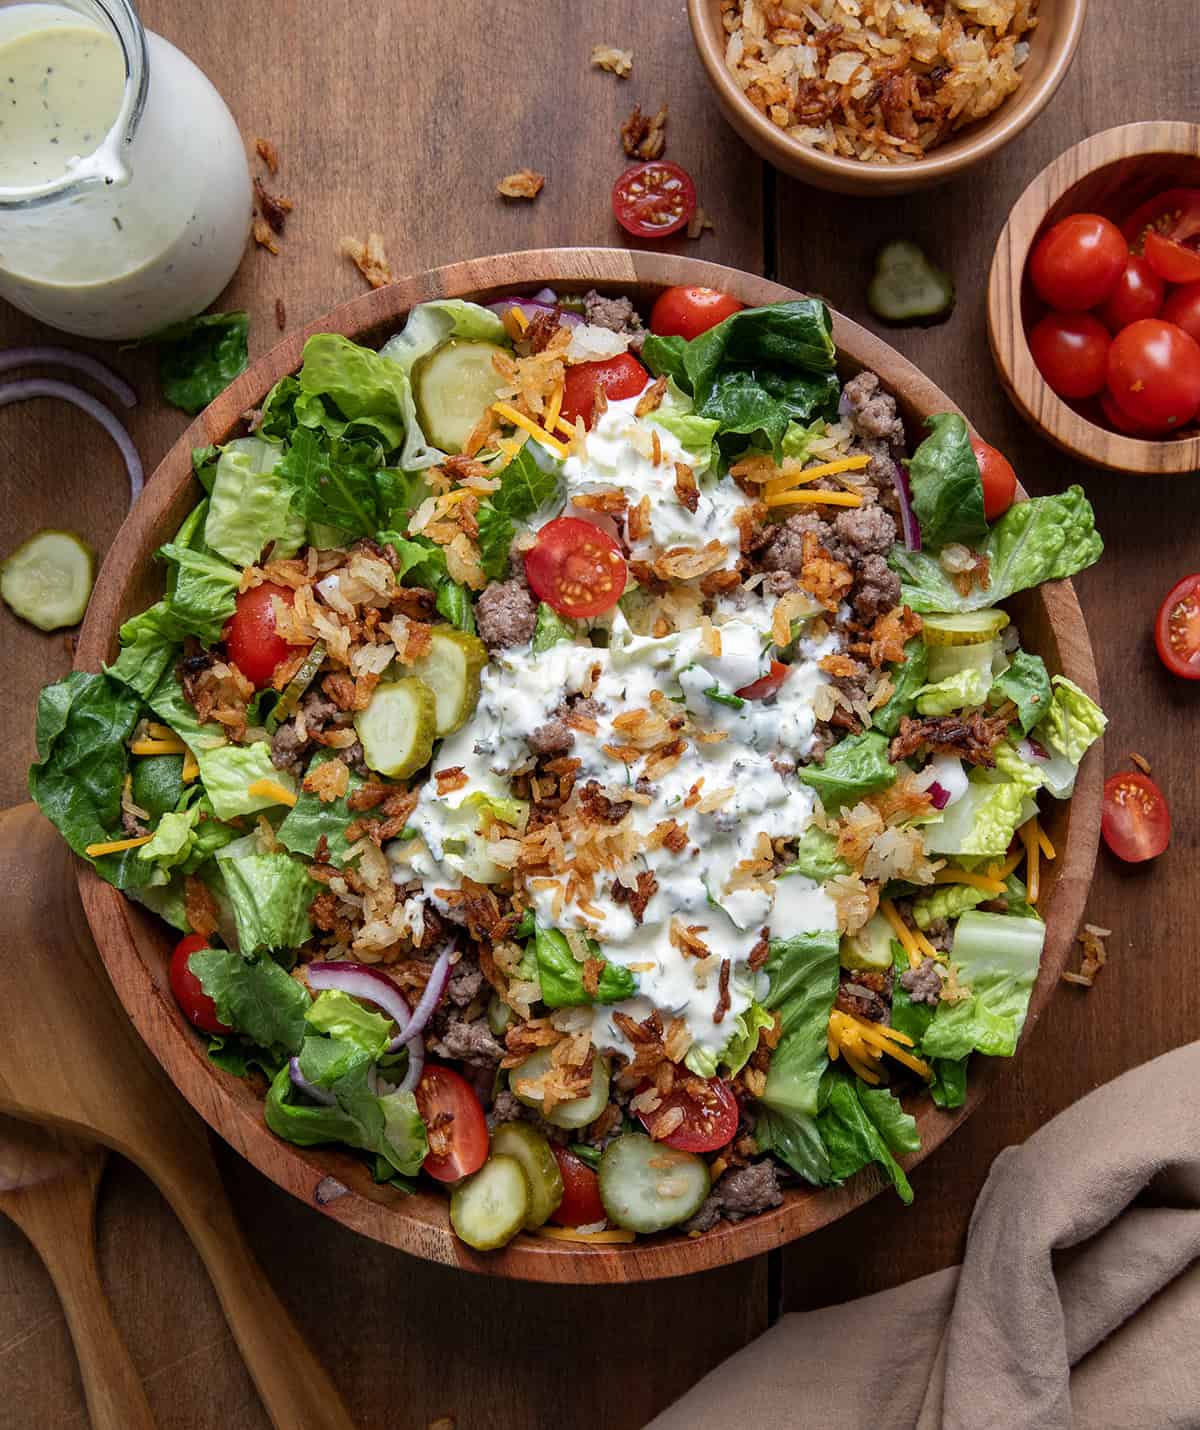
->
[{"left": 649, "top": 1041, "right": 1200, "bottom": 1430}]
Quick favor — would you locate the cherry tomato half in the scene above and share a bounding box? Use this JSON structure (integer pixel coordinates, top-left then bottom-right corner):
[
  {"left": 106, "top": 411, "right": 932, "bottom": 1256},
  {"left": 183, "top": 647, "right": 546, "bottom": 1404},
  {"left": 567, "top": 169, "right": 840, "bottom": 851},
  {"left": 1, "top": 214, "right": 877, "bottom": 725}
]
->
[
  {"left": 1154, "top": 573, "right": 1200, "bottom": 680},
  {"left": 636, "top": 1078, "right": 739, "bottom": 1154},
  {"left": 1102, "top": 771, "right": 1171, "bottom": 864},
  {"left": 549, "top": 1146, "right": 606, "bottom": 1228},
  {"left": 1106, "top": 319, "right": 1200, "bottom": 431},
  {"left": 224, "top": 582, "right": 296, "bottom": 688},
  {"left": 1028, "top": 312, "right": 1111, "bottom": 399},
  {"left": 1028, "top": 213, "right": 1128, "bottom": 311},
  {"left": 1144, "top": 230, "right": 1200, "bottom": 286},
  {"left": 612, "top": 160, "right": 696, "bottom": 239},
  {"left": 737, "top": 660, "right": 792, "bottom": 701},
  {"left": 169, "top": 933, "right": 230, "bottom": 1035},
  {"left": 414, "top": 1065, "right": 489, "bottom": 1183},
  {"left": 1100, "top": 389, "right": 1147, "bottom": 435},
  {"left": 650, "top": 285, "right": 744, "bottom": 340},
  {"left": 1099, "top": 255, "right": 1165, "bottom": 332},
  {"left": 560, "top": 352, "right": 650, "bottom": 430},
  {"left": 1160, "top": 282, "right": 1200, "bottom": 345},
  {"left": 524, "top": 517, "right": 627, "bottom": 619},
  {"left": 970, "top": 437, "right": 1018, "bottom": 521},
  {"left": 1122, "top": 187, "right": 1200, "bottom": 248}
]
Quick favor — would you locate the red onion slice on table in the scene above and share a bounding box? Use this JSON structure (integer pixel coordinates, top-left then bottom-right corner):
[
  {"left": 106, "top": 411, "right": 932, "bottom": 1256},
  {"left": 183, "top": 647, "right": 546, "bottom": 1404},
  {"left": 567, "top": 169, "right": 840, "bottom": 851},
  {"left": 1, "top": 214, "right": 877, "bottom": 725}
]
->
[
  {"left": 288, "top": 1056, "right": 336, "bottom": 1106},
  {"left": 0, "top": 347, "right": 137, "bottom": 407},
  {"left": 0, "top": 379, "right": 143, "bottom": 507}
]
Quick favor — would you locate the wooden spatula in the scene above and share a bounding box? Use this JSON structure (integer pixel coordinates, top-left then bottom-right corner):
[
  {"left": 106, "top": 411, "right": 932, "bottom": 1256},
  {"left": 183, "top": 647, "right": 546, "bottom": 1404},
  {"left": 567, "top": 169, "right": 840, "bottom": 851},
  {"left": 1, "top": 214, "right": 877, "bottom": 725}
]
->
[
  {"left": 0, "top": 804, "right": 356, "bottom": 1430},
  {"left": 0, "top": 1118, "right": 156, "bottom": 1430}
]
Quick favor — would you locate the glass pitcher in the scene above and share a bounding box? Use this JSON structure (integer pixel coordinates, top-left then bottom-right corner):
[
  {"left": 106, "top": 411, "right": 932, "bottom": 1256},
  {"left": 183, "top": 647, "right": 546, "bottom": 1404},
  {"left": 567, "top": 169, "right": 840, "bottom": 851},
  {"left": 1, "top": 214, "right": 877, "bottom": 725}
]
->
[{"left": 0, "top": 0, "right": 251, "bottom": 340}]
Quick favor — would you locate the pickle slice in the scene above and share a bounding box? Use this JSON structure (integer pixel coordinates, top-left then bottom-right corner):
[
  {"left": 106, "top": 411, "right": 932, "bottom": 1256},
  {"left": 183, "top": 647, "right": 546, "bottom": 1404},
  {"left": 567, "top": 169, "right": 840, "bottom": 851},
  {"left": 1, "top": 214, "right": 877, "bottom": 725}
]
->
[
  {"left": 510, "top": 1049, "right": 611, "bottom": 1130},
  {"left": 449, "top": 1155, "right": 529, "bottom": 1251},
  {"left": 490, "top": 1122, "right": 564, "bottom": 1229},
  {"left": 354, "top": 677, "right": 437, "bottom": 779},
  {"left": 407, "top": 627, "right": 487, "bottom": 735},
  {"left": 921, "top": 610, "right": 1010, "bottom": 647},
  {"left": 1, "top": 529, "right": 95, "bottom": 631},
  {"left": 412, "top": 339, "right": 508, "bottom": 453}
]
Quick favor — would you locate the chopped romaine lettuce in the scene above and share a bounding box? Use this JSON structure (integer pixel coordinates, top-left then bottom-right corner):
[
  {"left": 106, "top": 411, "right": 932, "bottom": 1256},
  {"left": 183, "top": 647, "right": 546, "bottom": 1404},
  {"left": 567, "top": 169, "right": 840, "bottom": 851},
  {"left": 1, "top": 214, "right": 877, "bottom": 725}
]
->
[
  {"left": 685, "top": 1002, "right": 774, "bottom": 1079},
  {"left": 781, "top": 826, "right": 851, "bottom": 883},
  {"left": 911, "top": 881, "right": 987, "bottom": 929},
  {"left": 137, "top": 804, "right": 201, "bottom": 872},
  {"left": 921, "top": 911, "right": 1045, "bottom": 1060},
  {"left": 795, "top": 730, "right": 896, "bottom": 809},
  {"left": 204, "top": 436, "right": 304, "bottom": 567},
  {"left": 156, "top": 544, "right": 240, "bottom": 643},
  {"left": 871, "top": 638, "right": 928, "bottom": 737},
  {"left": 914, "top": 664, "right": 992, "bottom": 716},
  {"left": 276, "top": 751, "right": 384, "bottom": 867},
  {"left": 989, "top": 649, "right": 1051, "bottom": 736},
  {"left": 188, "top": 944, "right": 310, "bottom": 1059},
  {"left": 196, "top": 743, "right": 297, "bottom": 821},
  {"left": 760, "top": 929, "right": 841, "bottom": 1119},
  {"left": 305, "top": 989, "right": 393, "bottom": 1057},
  {"left": 213, "top": 842, "right": 316, "bottom": 955},
  {"left": 532, "top": 602, "right": 580, "bottom": 652},
  {"left": 816, "top": 1069, "right": 918, "bottom": 1205},
  {"left": 1034, "top": 676, "right": 1107, "bottom": 766},
  {"left": 905, "top": 413, "right": 987, "bottom": 551},
  {"left": 923, "top": 776, "right": 1031, "bottom": 859},
  {"left": 533, "top": 927, "right": 637, "bottom": 1007}
]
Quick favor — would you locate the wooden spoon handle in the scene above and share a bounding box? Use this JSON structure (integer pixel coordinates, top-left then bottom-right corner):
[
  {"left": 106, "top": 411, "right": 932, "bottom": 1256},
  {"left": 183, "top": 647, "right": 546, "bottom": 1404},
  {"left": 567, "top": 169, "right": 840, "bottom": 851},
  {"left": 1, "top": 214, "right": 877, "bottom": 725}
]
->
[{"left": 26, "top": 1191, "right": 156, "bottom": 1430}]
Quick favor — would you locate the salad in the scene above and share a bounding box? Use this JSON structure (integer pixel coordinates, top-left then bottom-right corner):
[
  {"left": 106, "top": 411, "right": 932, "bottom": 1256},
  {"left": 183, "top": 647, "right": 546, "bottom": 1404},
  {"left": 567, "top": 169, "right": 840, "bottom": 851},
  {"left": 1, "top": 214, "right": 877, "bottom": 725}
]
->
[{"left": 31, "top": 283, "right": 1106, "bottom": 1251}]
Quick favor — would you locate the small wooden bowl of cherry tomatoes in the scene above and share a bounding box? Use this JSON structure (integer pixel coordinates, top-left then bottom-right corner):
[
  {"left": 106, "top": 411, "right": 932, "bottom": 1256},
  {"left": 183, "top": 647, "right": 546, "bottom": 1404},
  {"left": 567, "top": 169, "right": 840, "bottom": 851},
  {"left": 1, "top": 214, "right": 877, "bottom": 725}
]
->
[{"left": 988, "top": 121, "right": 1200, "bottom": 474}]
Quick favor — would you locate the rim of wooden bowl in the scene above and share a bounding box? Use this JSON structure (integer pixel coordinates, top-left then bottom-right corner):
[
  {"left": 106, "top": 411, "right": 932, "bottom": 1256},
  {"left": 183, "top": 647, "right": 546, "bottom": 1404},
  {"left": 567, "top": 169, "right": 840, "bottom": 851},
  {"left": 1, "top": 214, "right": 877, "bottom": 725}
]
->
[
  {"left": 988, "top": 120, "right": 1200, "bottom": 474},
  {"left": 687, "top": 0, "right": 1088, "bottom": 196},
  {"left": 75, "top": 247, "right": 1102, "bottom": 1283}
]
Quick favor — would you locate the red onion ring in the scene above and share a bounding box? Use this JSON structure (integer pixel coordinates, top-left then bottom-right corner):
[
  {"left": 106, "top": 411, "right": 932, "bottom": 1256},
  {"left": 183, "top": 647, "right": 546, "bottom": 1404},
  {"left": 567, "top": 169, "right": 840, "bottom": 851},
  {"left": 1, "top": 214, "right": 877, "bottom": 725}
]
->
[
  {"left": 0, "top": 346, "right": 137, "bottom": 408},
  {"left": 531, "top": 287, "right": 558, "bottom": 304},
  {"left": 927, "top": 780, "right": 952, "bottom": 810},
  {"left": 890, "top": 458, "right": 921, "bottom": 552},
  {"left": 307, "top": 961, "right": 412, "bottom": 1037},
  {"left": 486, "top": 297, "right": 583, "bottom": 329},
  {"left": 0, "top": 379, "right": 143, "bottom": 507},
  {"left": 389, "top": 942, "right": 454, "bottom": 1051},
  {"left": 396, "top": 1035, "right": 425, "bottom": 1095},
  {"left": 288, "top": 1056, "right": 336, "bottom": 1106}
]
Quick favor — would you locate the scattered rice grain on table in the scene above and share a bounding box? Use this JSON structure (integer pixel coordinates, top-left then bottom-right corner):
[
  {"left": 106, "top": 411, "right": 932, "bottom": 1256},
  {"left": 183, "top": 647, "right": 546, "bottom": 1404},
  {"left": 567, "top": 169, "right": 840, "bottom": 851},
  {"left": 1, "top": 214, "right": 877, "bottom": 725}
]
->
[{"left": 719, "top": 0, "right": 1038, "bottom": 164}]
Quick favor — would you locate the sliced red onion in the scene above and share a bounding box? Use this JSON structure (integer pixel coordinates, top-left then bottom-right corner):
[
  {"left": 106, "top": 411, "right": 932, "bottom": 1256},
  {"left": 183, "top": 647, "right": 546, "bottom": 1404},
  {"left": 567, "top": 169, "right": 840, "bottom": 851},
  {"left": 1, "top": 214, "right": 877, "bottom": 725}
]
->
[
  {"left": 531, "top": 287, "right": 558, "bottom": 304},
  {"left": 927, "top": 780, "right": 951, "bottom": 810},
  {"left": 389, "top": 942, "right": 453, "bottom": 1051},
  {"left": 289, "top": 1056, "right": 336, "bottom": 1106},
  {"left": 486, "top": 297, "right": 583, "bottom": 328},
  {"left": 0, "top": 346, "right": 137, "bottom": 408},
  {"left": 890, "top": 458, "right": 921, "bottom": 552},
  {"left": 307, "top": 961, "right": 412, "bottom": 1038},
  {"left": 1020, "top": 736, "right": 1050, "bottom": 761},
  {"left": 395, "top": 1035, "right": 424, "bottom": 1095},
  {"left": 0, "top": 379, "right": 143, "bottom": 507}
]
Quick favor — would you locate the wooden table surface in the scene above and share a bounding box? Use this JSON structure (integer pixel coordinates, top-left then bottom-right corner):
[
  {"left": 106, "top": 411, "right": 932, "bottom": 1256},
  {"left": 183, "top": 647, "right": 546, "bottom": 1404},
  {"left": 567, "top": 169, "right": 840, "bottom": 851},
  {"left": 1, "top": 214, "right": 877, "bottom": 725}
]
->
[{"left": 1, "top": 1, "right": 1197, "bottom": 1425}]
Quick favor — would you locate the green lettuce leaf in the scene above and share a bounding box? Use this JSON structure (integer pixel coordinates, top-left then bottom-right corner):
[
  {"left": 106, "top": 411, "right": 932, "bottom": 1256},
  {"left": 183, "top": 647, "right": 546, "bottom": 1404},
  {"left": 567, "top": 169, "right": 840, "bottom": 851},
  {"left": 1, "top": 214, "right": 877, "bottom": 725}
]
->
[
  {"left": 213, "top": 843, "right": 316, "bottom": 955},
  {"left": 195, "top": 742, "right": 297, "bottom": 821},
  {"left": 685, "top": 1002, "right": 774, "bottom": 1079},
  {"left": 128, "top": 874, "right": 191, "bottom": 933},
  {"left": 924, "top": 776, "right": 1030, "bottom": 859},
  {"left": 921, "top": 911, "right": 1045, "bottom": 1060},
  {"left": 816, "top": 1070, "right": 918, "bottom": 1204},
  {"left": 645, "top": 381, "right": 721, "bottom": 475},
  {"left": 795, "top": 730, "right": 896, "bottom": 809},
  {"left": 911, "top": 881, "right": 987, "bottom": 929},
  {"left": 931, "top": 1056, "right": 969, "bottom": 1109},
  {"left": 1035, "top": 676, "right": 1107, "bottom": 766},
  {"left": 276, "top": 428, "right": 392, "bottom": 542},
  {"left": 888, "top": 942, "right": 969, "bottom": 1110},
  {"left": 476, "top": 446, "right": 562, "bottom": 581},
  {"left": 533, "top": 927, "right": 637, "bottom": 1007},
  {"left": 871, "top": 638, "right": 928, "bottom": 737},
  {"left": 754, "top": 1105, "right": 831, "bottom": 1185},
  {"left": 532, "top": 602, "right": 580, "bottom": 652},
  {"left": 157, "top": 543, "right": 240, "bottom": 642},
  {"left": 890, "top": 486, "right": 1103, "bottom": 613},
  {"left": 914, "top": 664, "right": 992, "bottom": 716},
  {"left": 204, "top": 436, "right": 304, "bottom": 567},
  {"left": 28, "top": 672, "right": 157, "bottom": 890},
  {"left": 374, "top": 531, "right": 477, "bottom": 634},
  {"left": 305, "top": 989, "right": 393, "bottom": 1057},
  {"left": 905, "top": 413, "right": 987, "bottom": 551},
  {"left": 265, "top": 1054, "right": 427, "bottom": 1176},
  {"left": 153, "top": 312, "right": 249, "bottom": 416},
  {"left": 188, "top": 945, "right": 310, "bottom": 1058},
  {"left": 192, "top": 444, "right": 220, "bottom": 492},
  {"left": 106, "top": 603, "right": 182, "bottom": 699},
  {"left": 990, "top": 649, "right": 1051, "bottom": 735},
  {"left": 293, "top": 332, "right": 411, "bottom": 449},
  {"left": 276, "top": 752, "right": 385, "bottom": 867},
  {"left": 780, "top": 827, "right": 851, "bottom": 883},
  {"left": 760, "top": 929, "right": 841, "bottom": 1119},
  {"left": 691, "top": 367, "right": 841, "bottom": 457},
  {"left": 137, "top": 804, "right": 201, "bottom": 872}
]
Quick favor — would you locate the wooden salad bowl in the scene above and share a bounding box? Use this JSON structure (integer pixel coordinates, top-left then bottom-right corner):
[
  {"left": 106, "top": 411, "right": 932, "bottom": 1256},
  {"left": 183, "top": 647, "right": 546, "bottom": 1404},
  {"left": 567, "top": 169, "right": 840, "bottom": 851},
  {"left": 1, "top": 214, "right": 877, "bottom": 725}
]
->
[
  {"left": 75, "top": 248, "right": 1103, "bottom": 1283},
  {"left": 989, "top": 121, "right": 1200, "bottom": 474}
]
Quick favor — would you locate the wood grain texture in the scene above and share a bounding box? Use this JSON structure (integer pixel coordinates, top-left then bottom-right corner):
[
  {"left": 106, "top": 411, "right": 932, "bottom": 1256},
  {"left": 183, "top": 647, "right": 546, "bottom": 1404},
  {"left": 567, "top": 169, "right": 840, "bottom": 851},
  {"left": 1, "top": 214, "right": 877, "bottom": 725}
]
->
[
  {"left": 989, "top": 121, "right": 1200, "bottom": 473},
  {"left": 774, "top": 0, "right": 1200, "bottom": 1312},
  {"left": 688, "top": 0, "right": 1088, "bottom": 195},
  {"left": 72, "top": 248, "right": 1097, "bottom": 1282},
  {"left": 0, "top": 1124, "right": 155, "bottom": 1430}
]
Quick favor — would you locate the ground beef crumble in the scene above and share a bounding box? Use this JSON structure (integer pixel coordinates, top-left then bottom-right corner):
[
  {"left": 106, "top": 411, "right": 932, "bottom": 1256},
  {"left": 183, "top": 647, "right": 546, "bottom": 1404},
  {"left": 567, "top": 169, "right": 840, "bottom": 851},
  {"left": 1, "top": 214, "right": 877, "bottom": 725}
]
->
[
  {"left": 685, "top": 1159, "right": 785, "bottom": 1234},
  {"left": 476, "top": 579, "right": 537, "bottom": 650}
]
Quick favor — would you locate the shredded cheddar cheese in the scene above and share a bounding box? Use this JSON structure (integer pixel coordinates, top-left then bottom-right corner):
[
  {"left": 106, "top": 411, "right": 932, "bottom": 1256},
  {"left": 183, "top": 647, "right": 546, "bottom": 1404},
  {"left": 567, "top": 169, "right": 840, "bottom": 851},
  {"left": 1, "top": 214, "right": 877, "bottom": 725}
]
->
[
  {"left": 932, "top": 867, "right": 1006, "bottom": 896},
  {"left": 764, "top": 452, "right": 871, "bottom": 497},
  {"left": 145, "top": 722, "right": 178, "bottom": 741},
  {"left": 181, "top": 752, "right": 200, "bottom": 782},
  {"left": 510, "top": 306, "right": 530, "bottom": 333},
  {"left": 880, "top": 898, "right": 923, "bottom": 970},
  {"left": 544, "top": 381, "right": 564, "bottom": 436},
  {"left": 1020, "top": 819, "right": 1040, "bottom": 904},
  {"left": 828, "top": 1008, "right": 932, "bottom": 1084},
  {"left": 246, "top": 777, "right": 298, "bottom": 808},
  {"left": 990, "top": 848, "right": 1025, "bottom": 882},
  {"left": 763, "top": 489, "right": 864, "bottom": 509},
  {"left": 535, "top": 1226, "right": 636, "bottom": 1245},
  {"left": 85, "top": 834, "right": 154, "bottom": 857},
  {"left": 491, "top": 401, "right": 570, "bottom": 458},
  {"left": 552, "top": 414, "right": 578, "bottom": 441},
  {"left": 1035, "top": 821, "right": 1055, "bottom": 860},
  {"left": 130, "top": 737, "right": 188, "bottom": 757}
]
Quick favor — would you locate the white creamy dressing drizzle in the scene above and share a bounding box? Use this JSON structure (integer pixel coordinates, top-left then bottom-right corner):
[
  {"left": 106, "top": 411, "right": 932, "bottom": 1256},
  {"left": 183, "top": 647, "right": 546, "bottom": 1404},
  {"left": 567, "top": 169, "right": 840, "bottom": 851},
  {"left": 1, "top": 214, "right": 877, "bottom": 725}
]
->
[{"left": 392, "top": 392, "right": 839, "bottom": 1061}]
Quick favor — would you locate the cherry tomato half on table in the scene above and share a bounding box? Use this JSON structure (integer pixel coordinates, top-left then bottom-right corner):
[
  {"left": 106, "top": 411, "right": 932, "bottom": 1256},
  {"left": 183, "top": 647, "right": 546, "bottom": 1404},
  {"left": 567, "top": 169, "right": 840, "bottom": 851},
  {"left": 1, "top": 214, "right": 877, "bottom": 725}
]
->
[
  {"left": 612, "top": 160, "right": 696, "bottom": 239},
  {"left": 1099, "top": 255, "right": 1165, "bottom": 332},
  {"left": 524, "top": 516, "right": 627, "bottom": 619},
  {"left": 1155, "top": 573, "right": 1200, "bottom": 680},
  {"left": 549, "top": 1146, "right": 606, "bottom": 1228},
  {"left": 1101, "top": 771, "right": 1171, "bottom": 864},
  {"left": 1028, "top": 213, "right": 1128, "bottom": 311},
  {"left": 969, "top": 437, "right": 1018, "bottom": 521},
  {"left": 1028, "top": 312, "right": 1111, "bottom": 400},
  {"left": 224, "top": 582, "right": 296, "bottom": 688},
  {"left": 1160, "top": 282, "right": 1200, "bottom": 345},
  {"left": 560, "top": 352, "right": 649, "bottom": 430},
  {"left": 635, "top": 1078, "right": 739, "bottom": 1154},
  {"left": 737, "top": 660, "right": 792, "bottom": 701},
  {"left": 169, "top": 934, "right": 230, "bottom": 1035},
  {"left": 414, "top": 1065, "right": 489, "bottom": 1183},
  {"left": 650, "top": 285, "right": 744, "bottom": 340},
  {"left": 1106, "top": 319, "right": 1200, "bottom": 430}
]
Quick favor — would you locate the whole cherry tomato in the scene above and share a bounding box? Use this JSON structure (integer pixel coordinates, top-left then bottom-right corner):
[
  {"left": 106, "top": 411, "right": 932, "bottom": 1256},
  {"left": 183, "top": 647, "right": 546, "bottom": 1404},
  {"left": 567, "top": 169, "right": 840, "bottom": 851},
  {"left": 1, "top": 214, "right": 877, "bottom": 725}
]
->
[
  {"left": 650, "top": 285, "right": 744, "bottom": 340},
  {"left": 1106, "top": 319, "right": 1200, "bottom": 430},
  {"left": 1028, "top": 213, "right": 1128, "bottom": 311},
  {"left": 169, "top": 933, "right": 230, "bottom": 1035},
  {"left": 1028, "top": 312, "right": 1111, "bottom": 399}
]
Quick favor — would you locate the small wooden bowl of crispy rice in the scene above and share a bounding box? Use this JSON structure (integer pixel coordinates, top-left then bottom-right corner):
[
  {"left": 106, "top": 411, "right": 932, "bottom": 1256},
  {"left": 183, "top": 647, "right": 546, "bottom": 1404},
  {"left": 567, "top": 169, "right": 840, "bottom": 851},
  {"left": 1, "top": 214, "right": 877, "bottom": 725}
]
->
[
  {"left": 75, "top": 249, "right": 1103, "bottom": 1283},
  {"left": 689, "top": 0, "right": 1088, "bottom": 196},
  {"left": 989, "top": 121, "right": 1200, "bottom": 474}
]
